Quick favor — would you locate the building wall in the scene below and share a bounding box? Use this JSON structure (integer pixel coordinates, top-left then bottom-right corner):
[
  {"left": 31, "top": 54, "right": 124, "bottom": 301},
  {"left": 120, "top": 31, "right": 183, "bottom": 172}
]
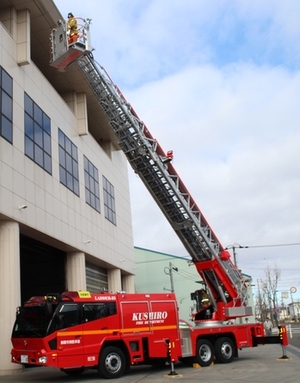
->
[
  {"left": 134, "top": 247, "right": 200, "bottom": 323},
  {"left": 0, "top": 45, "right": 134, "bottom": 273},
  {"left": 0, "top": 3, "right": 135, "bottom": 374}
]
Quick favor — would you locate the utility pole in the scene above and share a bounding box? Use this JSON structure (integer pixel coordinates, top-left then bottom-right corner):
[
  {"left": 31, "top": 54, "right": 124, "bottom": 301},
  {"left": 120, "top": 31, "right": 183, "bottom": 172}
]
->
[
  {"left": 164, "top": 262, "right": 178, "bottom": 293},
  {"left": 225, "top": 243, "right": 249, "bottom": 267},
  {"left": 232, "top": 246, "right": 237, "bottom": 266}
]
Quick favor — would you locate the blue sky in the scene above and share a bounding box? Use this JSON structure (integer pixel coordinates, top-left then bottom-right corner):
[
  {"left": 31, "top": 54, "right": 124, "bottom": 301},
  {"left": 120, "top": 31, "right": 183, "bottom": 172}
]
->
[
  {"left": 55, "top": 1, "right": 300, "bottom": 301},
  {"left": 56, "top": 0, "right": 300, "bottom": 86}
]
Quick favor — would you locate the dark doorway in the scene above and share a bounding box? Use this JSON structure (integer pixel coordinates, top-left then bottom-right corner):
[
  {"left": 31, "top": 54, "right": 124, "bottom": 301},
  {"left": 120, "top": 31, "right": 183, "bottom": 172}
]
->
[{"left": 20, "top": 235, "right": 66, "bottom": 303}]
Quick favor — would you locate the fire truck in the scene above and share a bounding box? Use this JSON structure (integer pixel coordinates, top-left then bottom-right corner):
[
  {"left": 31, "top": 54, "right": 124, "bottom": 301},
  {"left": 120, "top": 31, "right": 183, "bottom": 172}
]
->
[{"left": 11, "top": 16, "right": 288, "bottom": 379}]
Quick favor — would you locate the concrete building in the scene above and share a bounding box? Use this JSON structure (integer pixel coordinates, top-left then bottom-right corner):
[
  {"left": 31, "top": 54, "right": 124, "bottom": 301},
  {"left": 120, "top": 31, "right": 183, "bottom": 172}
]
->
[
  {"left": 289, "top": 301, "right": 300, "bottom": 321},
  {"left": 0, "top": 0, "right": 135, "bottom": 375}
]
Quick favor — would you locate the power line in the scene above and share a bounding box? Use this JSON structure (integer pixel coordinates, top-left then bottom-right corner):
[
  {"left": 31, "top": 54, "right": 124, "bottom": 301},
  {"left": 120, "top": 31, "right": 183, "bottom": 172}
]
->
[
  {"left": 136, "top": 258, "right": 179, "bottom": 264},
  {"left": 239, "top": 242, "right": 300, "bottom": 249}
]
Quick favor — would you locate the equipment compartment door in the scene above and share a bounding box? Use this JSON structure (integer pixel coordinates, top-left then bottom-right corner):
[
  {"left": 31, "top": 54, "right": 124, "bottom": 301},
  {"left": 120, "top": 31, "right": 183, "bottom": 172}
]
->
[
  {"left": 148, "top": 300, "right": 181, "bottom": 359},
  {"left": 120, "top": 301, "right": 151, "bottom": 333}
]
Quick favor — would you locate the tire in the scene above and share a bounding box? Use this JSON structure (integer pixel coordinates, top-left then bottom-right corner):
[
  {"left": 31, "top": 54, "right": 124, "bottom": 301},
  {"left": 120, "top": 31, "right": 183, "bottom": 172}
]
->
[
  {"left": 195, "top": 339, "right": 214, "bottom": 367},
  {"left": 99, "top": 346, "right": 126, "bottom": 379},
  {"left": 214, "top": 337, "right": 235, "bottom": 363},
  {"left": 60, "top": 367, "right": 85, "bottom": 376}
]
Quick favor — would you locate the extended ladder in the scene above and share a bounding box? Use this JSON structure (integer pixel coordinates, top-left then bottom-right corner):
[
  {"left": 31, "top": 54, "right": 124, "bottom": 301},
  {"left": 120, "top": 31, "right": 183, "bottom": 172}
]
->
[
  {"left": 49, "top": 21, "right": 251, "bottom": 318},
  {"left": 76, "top": 55, "right": 250, "bottom": 314}
]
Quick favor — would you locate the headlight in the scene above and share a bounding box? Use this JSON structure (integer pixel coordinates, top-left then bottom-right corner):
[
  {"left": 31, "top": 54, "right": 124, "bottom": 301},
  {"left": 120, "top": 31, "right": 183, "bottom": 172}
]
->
[{"left": 38, "top": 356, "right": 47, "bottom": 364}]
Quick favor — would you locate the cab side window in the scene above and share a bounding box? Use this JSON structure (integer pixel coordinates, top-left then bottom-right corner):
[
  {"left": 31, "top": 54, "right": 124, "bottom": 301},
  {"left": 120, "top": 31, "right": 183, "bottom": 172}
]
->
[
  {"left": 83, "top": 303, "right": 116, "bottom": 323},
  {"left": 58, "top": 304, "right": 79, "bottom": 329}
]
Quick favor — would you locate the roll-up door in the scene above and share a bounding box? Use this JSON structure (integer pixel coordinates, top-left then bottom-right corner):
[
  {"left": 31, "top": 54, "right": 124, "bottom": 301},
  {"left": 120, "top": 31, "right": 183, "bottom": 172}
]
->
[{"left": 86, "top": 261, "right": 108, "bottom": 292}]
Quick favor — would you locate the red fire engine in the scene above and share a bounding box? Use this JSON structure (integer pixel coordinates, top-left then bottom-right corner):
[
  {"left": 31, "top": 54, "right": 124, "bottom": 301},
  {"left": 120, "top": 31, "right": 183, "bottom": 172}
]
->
[
  {"left": 11, "top": 16, "right": 289, "bottom": 379},
  {"left": 10, "top": 290, "right": 288, "bottom": 379},
  {"left": 11, "top": 291, "right": 182, "bottom": 378}
]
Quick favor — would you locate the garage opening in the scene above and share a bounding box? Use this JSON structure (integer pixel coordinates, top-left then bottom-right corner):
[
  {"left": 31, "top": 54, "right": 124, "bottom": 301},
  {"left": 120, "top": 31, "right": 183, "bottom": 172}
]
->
[{"left": 20, "top": 235, "right": 66, "bottom": 303}]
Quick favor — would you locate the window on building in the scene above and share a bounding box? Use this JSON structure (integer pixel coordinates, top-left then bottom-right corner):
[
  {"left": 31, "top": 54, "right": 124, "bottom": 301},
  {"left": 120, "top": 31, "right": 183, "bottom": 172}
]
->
[
  {"left": 84, "top": 156, "right": 100, "bottom": 212},
  {"left": 24, "top": 93, "right": 52, "bottom": 174},
  {"left": 58, "top": 129, "right": 79, "bottom": 196},
  {"left": 103, "top": 176, "right": 116, "bottom": 225},
  {"left": 0, "top": 67, "right": 13, "bottom": 143}
]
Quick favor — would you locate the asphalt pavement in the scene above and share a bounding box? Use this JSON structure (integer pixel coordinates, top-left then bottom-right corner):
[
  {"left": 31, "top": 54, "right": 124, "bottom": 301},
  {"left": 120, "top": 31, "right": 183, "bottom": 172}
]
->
[
  {"left": 287, "top": 325, "right": 300, "bottom": 349},
  {"left": 1, "top": 341, "right": 300, "bottom": 383}
]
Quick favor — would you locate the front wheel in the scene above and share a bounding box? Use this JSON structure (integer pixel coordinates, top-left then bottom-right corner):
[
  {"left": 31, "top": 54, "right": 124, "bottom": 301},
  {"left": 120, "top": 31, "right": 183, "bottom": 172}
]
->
[
  {"left": 195, "top": 339, "right": 214, "bottom": 367},
  {"left": 214, "top": 337, "right": 235, "bottom": 363},
  {"left": 98, "top": 346, "right": 126, "bottom": 379}
]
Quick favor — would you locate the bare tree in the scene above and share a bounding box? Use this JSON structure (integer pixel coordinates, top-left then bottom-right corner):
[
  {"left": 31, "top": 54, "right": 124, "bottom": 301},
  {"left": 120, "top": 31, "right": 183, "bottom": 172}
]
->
[
  {"left": 256, "top": 279, "right": 268, "bottom": 321},
  {"left": 260, "top": 264, "right": 281, "bottom": 326}
]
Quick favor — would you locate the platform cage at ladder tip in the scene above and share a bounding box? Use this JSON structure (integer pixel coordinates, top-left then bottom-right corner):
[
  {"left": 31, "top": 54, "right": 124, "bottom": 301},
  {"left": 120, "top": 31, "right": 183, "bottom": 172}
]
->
[{"left": 49, "top": 13, "right": 93, "bottom": 72}]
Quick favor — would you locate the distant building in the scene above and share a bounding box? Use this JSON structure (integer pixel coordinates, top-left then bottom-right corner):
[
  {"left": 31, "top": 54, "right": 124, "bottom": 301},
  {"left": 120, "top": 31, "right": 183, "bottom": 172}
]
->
[
  {"left": 134, "top": 246, "right": 201, "bottom": 323},
  {"left": 289, "top": 302, "right": 300, "bottom": 320},
  {"left": 134, "top": 247, "right": 256, "bottom": 324}
]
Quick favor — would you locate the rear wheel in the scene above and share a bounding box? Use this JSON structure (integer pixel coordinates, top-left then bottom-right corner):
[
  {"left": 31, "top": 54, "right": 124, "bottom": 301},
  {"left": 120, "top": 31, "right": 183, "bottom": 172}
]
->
[
  {"left": 214, "top": 337, "right": 235, "bottom": 363},
  {"left": 195, "top": 339, "right": 214, "bottom": 367},
  {"left": 98, "top": 346, "right": 126, "bottom": 379}
]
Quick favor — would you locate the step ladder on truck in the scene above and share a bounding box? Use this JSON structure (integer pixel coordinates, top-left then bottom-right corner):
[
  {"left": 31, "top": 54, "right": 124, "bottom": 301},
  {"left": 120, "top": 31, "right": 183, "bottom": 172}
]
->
[{"left": 10, "top": 16, "right": 289, "bottom": 380}]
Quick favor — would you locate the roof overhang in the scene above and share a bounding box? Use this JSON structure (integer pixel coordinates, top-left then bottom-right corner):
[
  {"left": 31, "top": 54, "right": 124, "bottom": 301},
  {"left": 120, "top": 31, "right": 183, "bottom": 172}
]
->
[{"left": 0, "top": 0, "right": 119, "bottom": 147}]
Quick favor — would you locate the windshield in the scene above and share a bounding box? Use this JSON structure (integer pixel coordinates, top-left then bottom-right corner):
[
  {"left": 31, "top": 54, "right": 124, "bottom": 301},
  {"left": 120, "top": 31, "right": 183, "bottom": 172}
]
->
[
  {"left": 12, "top": 305, "right": 55, "bottom": 338},
  {"left": 12, "top": 300, "right": 118, "bottom": 338}
]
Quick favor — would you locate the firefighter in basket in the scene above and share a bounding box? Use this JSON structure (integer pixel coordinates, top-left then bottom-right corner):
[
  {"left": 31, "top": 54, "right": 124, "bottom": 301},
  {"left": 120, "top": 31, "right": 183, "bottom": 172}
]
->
[{"left": 67, "top": 12, "right": 78, "bottom": 44}]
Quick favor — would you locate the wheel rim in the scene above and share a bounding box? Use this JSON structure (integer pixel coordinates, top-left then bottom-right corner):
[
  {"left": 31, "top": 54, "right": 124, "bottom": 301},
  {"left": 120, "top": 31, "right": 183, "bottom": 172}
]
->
[
  {"left": 199, "top": 344, "right": 212, "bottom": 362},
  {"left": 220, "top": 342, "right": 232, "bottom": 359},
  {"left": 104, "top": 352, "right": 122, "bottom": 374}
]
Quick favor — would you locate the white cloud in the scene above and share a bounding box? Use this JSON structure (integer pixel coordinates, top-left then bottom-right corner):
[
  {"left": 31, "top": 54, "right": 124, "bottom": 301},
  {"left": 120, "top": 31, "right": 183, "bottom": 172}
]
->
[
  {"left": 125, "top": 63, "right": 300, "bottom": 290},
  {"left": 56, "top": 1, "right": 300, "bottom": 81},
  {"left": 55, "top": 0, "right": 300, "bottom": 294}
]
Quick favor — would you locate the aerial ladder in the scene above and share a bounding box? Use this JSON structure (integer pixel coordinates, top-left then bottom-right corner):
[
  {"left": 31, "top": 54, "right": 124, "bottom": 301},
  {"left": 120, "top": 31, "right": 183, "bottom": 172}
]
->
[{"left": 50, "top": 17, "right": 252, "bottom": 322}]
